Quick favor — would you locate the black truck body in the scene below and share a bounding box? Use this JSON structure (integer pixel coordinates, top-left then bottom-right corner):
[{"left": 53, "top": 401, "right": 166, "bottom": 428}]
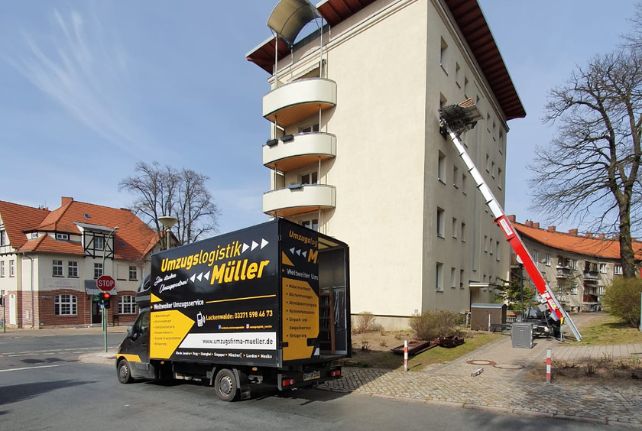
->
[{"left": 116, "top": 219, "right": 350, "bottom": 400}]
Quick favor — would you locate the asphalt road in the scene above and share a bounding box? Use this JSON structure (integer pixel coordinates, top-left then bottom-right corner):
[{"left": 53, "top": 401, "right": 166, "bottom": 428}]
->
[{"left": 0, "top": 333, "right": 631, "bottom": 431}]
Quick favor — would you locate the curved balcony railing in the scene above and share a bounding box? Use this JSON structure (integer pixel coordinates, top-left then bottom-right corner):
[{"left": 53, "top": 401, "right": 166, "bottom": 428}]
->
[
  {"left": 263, "top": 184, "right": 335, "bottom": 217},
  {"left": 263, "top": 78, "right": 336, "bottom": 127},
  {"left": 263, "top": 132, "right": 336, "bottom": 171}
]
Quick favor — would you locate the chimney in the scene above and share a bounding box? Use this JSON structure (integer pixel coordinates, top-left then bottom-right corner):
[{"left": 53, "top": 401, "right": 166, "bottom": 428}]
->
[
  {"left": 507, "top": 215, "right": 517, "bottom": 222},
  {"left": 61, "top": 196, "right": 73, "bottom": 206},
  {"left": 568, "top": 228, "right": 578, "bottom": 235},
  {"left": 533, "top": 222, "right": 540, "bottom": 229},
  {"left": 547, "top": 226, "right": 556, "bottom": 232}
]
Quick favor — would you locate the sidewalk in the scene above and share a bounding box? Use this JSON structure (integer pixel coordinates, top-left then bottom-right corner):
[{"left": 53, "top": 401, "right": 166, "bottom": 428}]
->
[{"left": 0, "top": 325, "right": 129, "bottom": 337}]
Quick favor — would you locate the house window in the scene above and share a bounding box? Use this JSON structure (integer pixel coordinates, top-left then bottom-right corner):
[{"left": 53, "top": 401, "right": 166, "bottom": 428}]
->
[
  {"left": 440, "top": 37, "right": 448, "bottom": 71},
  {"left": 491, "top": 161, "right": 495, "bottom": 178},
  {"left": 54, "top": 294, "right": 77, "bottom": 316},
  {"left": 452, "top": 217, "right": 458, "bottom": 238},
  {"left": 460, "top": 269, "right": 465, "bottom": 288},
  {"left": 599, "top": 263, "right": 607, "bottom": 274},
  {"left": 298, "top": 124, "right": 319, "bottom": 133},
  {"left": 301, "top": 172, "right": 318, "bottom": 185},
  {"left": 0, "top": 261, "right": 4, "bottom": 277},
  {"left": 437, "top": 151, "right": 446, "bottom": 183},
  {"left": 128, "top": 266, "right": 138, "bottom": 281},
  {"left": 52, "top": 260, "right": 63, "bottom": 277},
  {"left": 455, "top": 62, "right": 461, "bottom": 86},
  {"left": 55, "top": 233, "right": 69, "bottom": 240},
  {"left": 302, "top": 219, "right": 319, "bottom": 232},
  {"left": 0, "top": 229, "right": 6, "bottom": 246},
  {"left": 437, "top": 207, "right": 445, "bottom": 238},
  {"left": 485, "top": 154, "right": 490, "bottom": 172},
  {"left": 436, "top": 262, "right": 444, "bottom": 291},
  {"left": 497, "top": 168, "right": 503, "bottom": 189},
  {"left": 453, "top": 166, "right": 459, "bottom": 188},
  {"left": 94, "top": 236, "right": 105, "bottom": 251},
  {"left": 450, "top": 267, "right": 456, "bottom": 288},
  {"left": 544, "top": 254, "right": 551, "bottom": 266},
  {"left": 569, "top": 259, "right": 576, "bottom": 270},
  {"left": 68, "top": 261, "right": 78, "bottom": 278},
  {"left": 495, "top": 241, "right": 500, "bottom": 261},
  {"left": 461, "top": 222, "right": 466, "bottom": 242},
  {"left": 119, "top": 295, "right": 137, "bottom": 315},
  {"left": 30, "top": 232, "right": 39, "bottom": 239},
  {"left": 499, "top": 131, "right": 504, "bottom": 154},
  {"left": 464, "top": 77, "right": 469, "bottom": 94},
  {"left": 94, "top": 263, "right": 103, "bottom": 279},
  {"left": 9, "top": 260, "right": 15, "bottom": 277},
  {"left": 484, "top": 235, "right": 488, "bottom": 253},
  {"left": 462, "top": 173, "right": 467, "bottom": 194},
  {"left": 614, "top": 264, "right": 622, "bottom": 275}
]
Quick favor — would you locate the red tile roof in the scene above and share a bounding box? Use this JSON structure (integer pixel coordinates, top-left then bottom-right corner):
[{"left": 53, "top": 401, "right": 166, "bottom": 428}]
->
[
  {"left": 246, "top": 0, "right": 525, "bottom": 120},
  {"left": 0, "top": 197, "right": 159, "bottom": 261},
  {"left": 0, "top": 201, "right": 50, "bottom": 249},
  {"left": 514, "top": 222, "right": 642, "bottom": 260}
]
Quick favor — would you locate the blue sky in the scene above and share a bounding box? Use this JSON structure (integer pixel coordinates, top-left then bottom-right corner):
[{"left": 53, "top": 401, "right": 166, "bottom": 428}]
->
[{"left": 0, "top": 1, "right": 637, "bottom": 234}]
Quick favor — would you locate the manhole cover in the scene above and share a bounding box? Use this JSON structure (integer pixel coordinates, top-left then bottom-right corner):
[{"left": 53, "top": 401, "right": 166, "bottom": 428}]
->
[
  {"left": 492, "top": 363, "right": 524, "bottom": 370},
  {"left": 466, "top": 359, "right": 496, "bottom": 366}
]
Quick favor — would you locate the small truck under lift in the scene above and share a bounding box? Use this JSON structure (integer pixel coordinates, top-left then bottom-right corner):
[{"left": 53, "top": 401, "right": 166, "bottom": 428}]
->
[{"left": 116, "top": 218, "right": 350, "bottom": 401}]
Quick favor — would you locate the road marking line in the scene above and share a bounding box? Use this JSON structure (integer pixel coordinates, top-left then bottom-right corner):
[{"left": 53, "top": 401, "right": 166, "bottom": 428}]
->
[{"left": 0, "top": 364, "right": 62, "bottom": 373}]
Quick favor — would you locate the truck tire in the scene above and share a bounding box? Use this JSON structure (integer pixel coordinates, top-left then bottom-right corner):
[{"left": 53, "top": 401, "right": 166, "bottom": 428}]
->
[
  {"left": 117, "top": 359, "right": 133, "bottom": 384},
  {"left": 214, "top": 368, "right": 238, "bottom": 401}
]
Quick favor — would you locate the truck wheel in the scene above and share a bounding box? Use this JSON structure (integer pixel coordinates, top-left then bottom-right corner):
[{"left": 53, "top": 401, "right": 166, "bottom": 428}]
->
[
  {"left": 214, "top": 368, "right": 238, "bottom": 401},
  {"left": 117, "top": 359, "right": 133, "bottom": 384}
]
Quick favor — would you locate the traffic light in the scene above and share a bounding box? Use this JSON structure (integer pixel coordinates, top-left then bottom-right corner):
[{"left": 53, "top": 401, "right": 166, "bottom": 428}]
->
[{"left": 99, "top": 292, "right": 111, "bottom": 309}]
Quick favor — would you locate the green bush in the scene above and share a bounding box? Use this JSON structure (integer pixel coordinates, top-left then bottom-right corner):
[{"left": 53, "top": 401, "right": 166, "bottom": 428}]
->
[
  {"left": 603, "top": 278, "right": 642, "bottom": 327},
  {"left": 410, "top": 310, "right": 462, "bottom": 341}
]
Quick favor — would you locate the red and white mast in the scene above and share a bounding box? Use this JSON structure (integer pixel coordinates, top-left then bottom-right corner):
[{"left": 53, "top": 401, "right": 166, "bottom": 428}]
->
[{"left": 440, "top": 100, "right": 582, "bottom": 341}]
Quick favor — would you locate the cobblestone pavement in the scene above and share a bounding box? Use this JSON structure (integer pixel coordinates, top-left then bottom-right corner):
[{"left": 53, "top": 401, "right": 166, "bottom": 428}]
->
[
  {"left": 319, "top": 336, "right": 642, "bottom": 427},
  {"left": 554, "top": 343, "right": 642, "bottom": 361}
]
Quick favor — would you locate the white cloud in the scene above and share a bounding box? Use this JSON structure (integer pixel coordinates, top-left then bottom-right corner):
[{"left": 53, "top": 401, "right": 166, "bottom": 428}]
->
[{"left": 10, "top": 7, "right": 152, "bottom": 155}]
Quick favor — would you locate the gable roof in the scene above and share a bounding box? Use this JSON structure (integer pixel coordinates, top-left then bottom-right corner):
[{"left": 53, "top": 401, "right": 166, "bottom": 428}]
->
[
  {"left": 514, "top": 222, "right": 642, "bottom": 261},
  {"left": 0, "top": 197, "right": 160, "bottom": 261},
  {"left": 0, "top": 201, "right": 50, "bottom": 249},
  {"left": 246, "top": 0, "right": 525, "bottom": 120}
]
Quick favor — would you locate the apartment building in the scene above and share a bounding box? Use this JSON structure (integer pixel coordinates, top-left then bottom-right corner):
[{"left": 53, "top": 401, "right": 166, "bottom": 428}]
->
[
  {"left": 247, "top": 0, "right": 525, "bottom": 327},
  {"left": 0, "top": 197, "right": 160, "bottom": 328},
  {"left": 509, "top": 217, "right": 642, "bottom": 312}
]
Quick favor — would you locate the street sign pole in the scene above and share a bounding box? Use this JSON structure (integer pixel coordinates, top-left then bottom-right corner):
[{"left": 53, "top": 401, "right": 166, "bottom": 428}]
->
[{"left": 102, "top": 303, "right": 107, "bottom": 352}]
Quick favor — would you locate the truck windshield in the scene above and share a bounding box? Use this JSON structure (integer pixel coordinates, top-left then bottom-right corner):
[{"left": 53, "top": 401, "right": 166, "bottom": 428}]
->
[{"left": 132, "top": 310, "right": 149, "bottom": 336}]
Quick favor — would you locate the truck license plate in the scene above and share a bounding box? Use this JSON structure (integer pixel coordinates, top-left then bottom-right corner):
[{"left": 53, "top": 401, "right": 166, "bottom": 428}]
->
[{"left": 303, "top": 370, "right": 321, "bottom": 381}]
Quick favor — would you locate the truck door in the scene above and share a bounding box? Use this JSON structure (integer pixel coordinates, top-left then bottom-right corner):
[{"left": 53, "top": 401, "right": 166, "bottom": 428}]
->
[{"left": 118, "top": 310, "right": 152, "bottom": 378}]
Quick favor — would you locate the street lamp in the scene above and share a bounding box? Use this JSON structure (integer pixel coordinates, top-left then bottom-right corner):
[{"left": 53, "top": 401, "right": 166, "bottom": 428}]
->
[{"left": 158, "top": 215, "right": 178, "bottom": 250}]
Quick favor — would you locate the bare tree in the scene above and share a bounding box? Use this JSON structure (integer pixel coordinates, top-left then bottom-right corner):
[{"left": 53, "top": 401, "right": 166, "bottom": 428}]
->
[
  {"left": 120, "top": 162, "right": 219, "bottom": 245},
  {"left": 531, "top": 50, "right": 642, "bottom": 277}
]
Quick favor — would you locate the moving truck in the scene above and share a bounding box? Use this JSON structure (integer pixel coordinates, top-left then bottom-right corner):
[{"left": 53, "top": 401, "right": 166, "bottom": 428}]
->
[{"left": 116, "top": 219, "right": 351, "bottom": 401}]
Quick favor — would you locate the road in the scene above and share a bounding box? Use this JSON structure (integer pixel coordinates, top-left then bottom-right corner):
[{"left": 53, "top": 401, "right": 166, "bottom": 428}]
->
[{"left": 0, "top": 331, "right": 630, "bottom": 431}]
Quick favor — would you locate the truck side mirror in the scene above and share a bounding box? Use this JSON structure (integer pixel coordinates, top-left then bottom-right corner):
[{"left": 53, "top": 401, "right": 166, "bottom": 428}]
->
[{"left": 127, "top": 327, "right": 133, "bottom": 338}]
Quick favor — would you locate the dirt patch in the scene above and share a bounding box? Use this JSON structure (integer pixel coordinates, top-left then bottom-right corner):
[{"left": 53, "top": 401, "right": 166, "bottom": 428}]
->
[{"left": 523, "top": 355, "right": 642, "bottom": 382}]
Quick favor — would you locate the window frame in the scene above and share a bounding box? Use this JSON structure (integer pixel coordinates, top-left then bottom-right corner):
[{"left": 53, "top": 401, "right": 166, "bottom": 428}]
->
[
  {"left": 118, "top": 295, "right": 137, "bottom": 315},
  {"left": 67, "top": 261, "right": 79, "bottom": 278},
  {"left": 436, "top": 262, "right": 444, "bottom": 291},
  {"left": 9, "top": 260, "right": 15, "bottom": 277},
  {"left": 54, "top": 294, "right": 77, "bottom": 316},
  {"left": 436, "top": 207, "right": 445, "bottom": 238},
  {"left": 52, "top": 259, "right": 64, "bottom": 277},
  {"left": 128, "top": 265, "right": 138, "bottom": 281},
  {"left": 94, "top": 262, "right": 103, "bottom": 279}
]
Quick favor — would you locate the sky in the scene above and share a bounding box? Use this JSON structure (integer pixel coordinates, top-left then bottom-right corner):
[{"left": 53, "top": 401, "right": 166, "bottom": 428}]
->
[{"left": 0, "top": 1, "right": 637, "bottom": 235}]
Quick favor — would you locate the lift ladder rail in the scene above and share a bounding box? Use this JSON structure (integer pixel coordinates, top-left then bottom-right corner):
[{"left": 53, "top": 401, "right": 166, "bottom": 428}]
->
[{"left": 443, "top": 127, "right": 582, "bottom": 341}]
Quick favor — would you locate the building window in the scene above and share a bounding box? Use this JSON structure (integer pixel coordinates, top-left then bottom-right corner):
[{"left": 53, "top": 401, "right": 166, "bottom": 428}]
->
[
  {"left": 496, "top": 241, "right": 500, "bottom": 261},
  {"left": 298, "top": 124, "right": 319, "bottom": 133},
  {"left": 491, "top": 161, "right": 495, "bottom": 178},
  {"left": 461, "top": 222, "right": 466, "bottom": 242},
  {"left": 68, "top": 261, "right": 78, "bottom": 278},
  {"left": 437, "top": 151, "right": 446, "bottom": 183},
  {"left": 450, "top": 267, "right": 456, "bottom": 288},
  {"left": 55, "top": 233, "right": 69, "bottom": 240},
  {"left": 497, "top": 168, "right": 502, "bottom": 189},
  {"left": 0, "top": 261, "right": 4, "bottom": 277},
  {"left": 499, "top": 131, "right": 504, "bottom": 154},
  {"left": 94, "top": 263, "right": 103, "bottom": 279},
  {"left": 94, "top": 236, "right": 105, "bottom": 251},
  {"left": 9, "top": 260, "right": 15, "bottom": 277},
  {"left": 455, "top": 62, "right": 461, "bottom": 86},
  {"left": 570, "top": 259, "right": 576, "bottom": 270},
  {"left": 52, "top": 260, "right": 63, "bottom": 277},
  {"left": 614, "top": 264, "right": 622, "bottom": 275},
  {"left": 128, "top": 266, "right": 138, "bottom": 281},
  {"left": 543, "top": 254, "right": 551, "bottom": 266},
  {"left": 30, "top": 232, "right": 39, "bottom": 239},
  {"left": 440, "top": 37, "right": 448, "bottom": 71},
  {"left": 301, "top": 172, "right": 318, "bottom": 185},
  {"left": 119, "top": 295, "right": 137, "bottom": 314},
  {"left": 485, "top": 154, "right": 490, "bottom": 172},
  {"left": 462, "top": 173, "right": 467, "bottom": 194},
  {"left": 459, "top": 269, "right": 465, "bottom": 289},
  {"left": 436, "top": 262, "right": 443, "bottom": 291},
  {"left": 0, "top": 229, "right": 6, "bottom": 246},
  {"left": 464, "top": 76, "right": 469, "bottom": 94},
  {"left": 54, "top": 294, "right": 77, "bottom": 316},
  {"left": 302, "top": 219, "right": 319, "bottom": 232},
  {"left": 436, "top": 207, "right": 445, "bottom": 238},
  {"left": 599, "top": 263, "right": 607, "bottom": 274},
  {"left": 452, "top": 217, "right": 458, "bottom": 238},
  {"left": 453, "top": 166, "right": 459, "bottom": 188},
  {"left": 484, "top": 235, "right": 488, "bottom": 253}
]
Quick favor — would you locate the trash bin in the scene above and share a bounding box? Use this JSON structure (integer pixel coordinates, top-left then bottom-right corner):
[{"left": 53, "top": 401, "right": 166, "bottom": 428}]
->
[{"left": 511, "top": 322, "right": 533, "bottom": 349}]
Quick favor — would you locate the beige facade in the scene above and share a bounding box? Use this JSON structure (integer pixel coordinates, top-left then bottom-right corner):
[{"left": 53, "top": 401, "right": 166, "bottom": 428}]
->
[{"left": 249, "top": 0, "right": 523, "bottom": 327}]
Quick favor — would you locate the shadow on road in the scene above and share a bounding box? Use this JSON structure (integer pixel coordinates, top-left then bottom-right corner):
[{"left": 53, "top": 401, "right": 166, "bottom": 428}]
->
[
  {"left": 21, "top": 357, "right": 77, "bottom": 365},
  {"left": 0, "top": 379, "right": 95, "bottom": 406}
]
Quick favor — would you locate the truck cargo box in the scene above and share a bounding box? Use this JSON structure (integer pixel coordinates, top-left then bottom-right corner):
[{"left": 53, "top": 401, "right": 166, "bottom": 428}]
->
[{"left": 146, "top": 218, "right": 350, "bottom": 368}]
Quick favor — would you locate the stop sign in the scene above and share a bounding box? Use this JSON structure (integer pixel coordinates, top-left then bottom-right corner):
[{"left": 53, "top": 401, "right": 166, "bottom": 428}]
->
[{"left": 96, "top": 275, "right": 116, "bottom": 292}]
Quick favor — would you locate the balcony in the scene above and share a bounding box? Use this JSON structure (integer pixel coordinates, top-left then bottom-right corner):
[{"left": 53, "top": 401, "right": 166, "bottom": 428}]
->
[
  {"left": 556, "top": 267, "right": 572, "bottom": 278},
  {"left": 263, "top": 184, "right": 336, "bottom": 217},
  {"left": 263, "top": 132, "right": 336, "bottom": 171},
  {"left": 583, "top": 271, "right": 599, "bottom": 282},
  {"left": 263, "top": 78, "right": 337, "bottom": 127}
]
